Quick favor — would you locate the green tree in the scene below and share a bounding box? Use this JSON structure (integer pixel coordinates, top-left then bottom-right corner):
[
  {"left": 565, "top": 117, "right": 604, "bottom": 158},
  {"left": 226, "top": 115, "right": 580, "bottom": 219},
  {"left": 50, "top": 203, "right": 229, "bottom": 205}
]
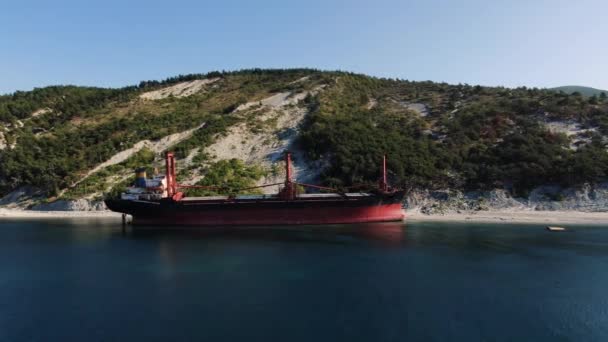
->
[{"left": 589, "top": 95, "right": 599, "bottom": 104}]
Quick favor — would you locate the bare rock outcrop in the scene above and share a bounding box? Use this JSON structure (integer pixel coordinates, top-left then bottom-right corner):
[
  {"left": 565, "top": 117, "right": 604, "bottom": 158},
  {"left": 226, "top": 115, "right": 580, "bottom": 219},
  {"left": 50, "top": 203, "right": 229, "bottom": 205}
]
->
[
  {"left": 407, "top": 183, "right": 608, "bottom": 215},
  {"left": 0, "top": 186, "right": 45, "bottom": 208},
  {"left": 31, "top": 199, "right": 106, "bottom": 211}
]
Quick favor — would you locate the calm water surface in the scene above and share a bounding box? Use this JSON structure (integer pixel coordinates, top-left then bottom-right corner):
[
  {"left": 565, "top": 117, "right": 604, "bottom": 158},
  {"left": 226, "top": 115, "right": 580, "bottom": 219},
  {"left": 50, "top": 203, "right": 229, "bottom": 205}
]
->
[{"left": 1, "top": 218, "right": 608, "bottom": 341}]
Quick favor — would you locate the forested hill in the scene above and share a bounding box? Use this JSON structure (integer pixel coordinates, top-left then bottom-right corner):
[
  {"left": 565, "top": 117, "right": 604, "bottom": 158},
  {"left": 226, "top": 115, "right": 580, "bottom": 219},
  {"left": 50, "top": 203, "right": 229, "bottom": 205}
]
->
[
  {"left": 551, "top": 86, "right": 608, "bottom": 97},
  {"left": 1, "top": 69, "right": 607, "bottom": 205}
]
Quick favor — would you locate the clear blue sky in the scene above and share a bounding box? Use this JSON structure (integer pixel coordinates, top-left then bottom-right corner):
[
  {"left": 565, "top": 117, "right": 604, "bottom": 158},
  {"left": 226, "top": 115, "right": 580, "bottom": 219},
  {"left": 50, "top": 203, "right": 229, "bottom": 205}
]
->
[{"left": 1, "top": 0, "right": 607, "bottom": 94}]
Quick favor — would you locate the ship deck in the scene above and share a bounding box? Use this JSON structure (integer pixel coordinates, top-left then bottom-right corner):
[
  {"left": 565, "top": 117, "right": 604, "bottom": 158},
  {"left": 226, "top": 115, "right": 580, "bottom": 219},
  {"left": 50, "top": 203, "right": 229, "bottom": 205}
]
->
[{"left": 178, "top": 193, "right": 374, "bottom": 203}]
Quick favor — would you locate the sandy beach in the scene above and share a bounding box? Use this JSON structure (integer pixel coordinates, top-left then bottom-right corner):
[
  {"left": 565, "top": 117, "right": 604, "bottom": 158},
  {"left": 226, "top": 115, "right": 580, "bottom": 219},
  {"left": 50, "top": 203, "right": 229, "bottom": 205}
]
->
[
  {"left": 0, "top": 208, "right": 121, "bottom": 218},
  {"left": 406, "top": 209, "right": 608, "bottom": 225}
]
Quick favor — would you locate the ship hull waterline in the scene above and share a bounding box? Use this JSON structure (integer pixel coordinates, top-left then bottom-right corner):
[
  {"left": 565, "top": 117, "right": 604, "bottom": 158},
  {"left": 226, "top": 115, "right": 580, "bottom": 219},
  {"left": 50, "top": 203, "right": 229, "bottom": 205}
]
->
[{"left": 105, "top": 192, "right": 405, "bottom": 226}]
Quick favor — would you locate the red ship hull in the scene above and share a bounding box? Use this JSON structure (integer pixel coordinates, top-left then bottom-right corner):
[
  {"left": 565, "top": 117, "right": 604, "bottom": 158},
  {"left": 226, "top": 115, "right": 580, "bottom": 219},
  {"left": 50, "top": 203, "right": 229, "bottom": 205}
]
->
[{"left": 105, "top": 191, "right": 405, "bottom": 226}]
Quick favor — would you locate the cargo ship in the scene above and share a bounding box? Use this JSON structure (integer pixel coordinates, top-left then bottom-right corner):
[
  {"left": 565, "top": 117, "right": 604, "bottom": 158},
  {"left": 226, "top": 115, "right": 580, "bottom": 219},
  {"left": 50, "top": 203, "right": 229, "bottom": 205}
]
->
[{"left": 104, "top": 152, "right": 405, "bottom": 226}]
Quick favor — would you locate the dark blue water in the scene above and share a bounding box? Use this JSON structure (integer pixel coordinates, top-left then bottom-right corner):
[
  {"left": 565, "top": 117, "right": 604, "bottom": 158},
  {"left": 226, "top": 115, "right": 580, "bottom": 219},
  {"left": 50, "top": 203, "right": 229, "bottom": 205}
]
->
[{"left": 1, "top": 219, "right": 608, "bottom": 341}]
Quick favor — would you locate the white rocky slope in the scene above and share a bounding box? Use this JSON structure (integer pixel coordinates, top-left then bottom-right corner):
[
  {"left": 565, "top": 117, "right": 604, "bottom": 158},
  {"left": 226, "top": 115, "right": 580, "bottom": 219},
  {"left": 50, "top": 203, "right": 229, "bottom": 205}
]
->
[
  {"left": 0, "top": 131, "right": 6, "bottom": 150},
  {"left": 406, "top": 183, "right": 608, "bottom": 215},
  {"left": 184, "top": 87, "right": 325, "bottom": 193},
  {"left": 139, "top": 78, "right": 220, "bottom": 100},
  {"left": 31, "top": 199, "right": 106, "bottom": 211}
]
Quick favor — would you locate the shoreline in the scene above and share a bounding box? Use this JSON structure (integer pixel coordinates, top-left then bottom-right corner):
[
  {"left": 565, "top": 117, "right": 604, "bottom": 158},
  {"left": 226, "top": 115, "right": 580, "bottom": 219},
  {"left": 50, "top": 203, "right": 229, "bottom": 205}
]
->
[
  {"left": 406, "top": 209, "right": 608, "bottom": 225},
  {"left": 0, "top": 208, "right": 121, "bottom": 219},
  {"left": 0, "top": 208, "right": 607, "bottom": 224}
]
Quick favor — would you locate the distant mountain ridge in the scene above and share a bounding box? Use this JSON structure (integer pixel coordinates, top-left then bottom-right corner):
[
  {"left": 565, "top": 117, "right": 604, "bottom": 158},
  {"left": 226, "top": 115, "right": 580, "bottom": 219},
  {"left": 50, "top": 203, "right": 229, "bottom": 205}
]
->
[{"left": 551, "top": 85, "right": 608, "bottom": 97}]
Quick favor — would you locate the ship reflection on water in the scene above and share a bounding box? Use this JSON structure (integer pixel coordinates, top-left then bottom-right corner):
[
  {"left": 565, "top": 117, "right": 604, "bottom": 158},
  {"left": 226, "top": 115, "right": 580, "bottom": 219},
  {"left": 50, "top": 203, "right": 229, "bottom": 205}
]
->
[
  {"left": 123, "top": 222, "right": 408, "bottom": 282},
  {"left": 125, "top": 222, "right": 407, "bottom": 246}
]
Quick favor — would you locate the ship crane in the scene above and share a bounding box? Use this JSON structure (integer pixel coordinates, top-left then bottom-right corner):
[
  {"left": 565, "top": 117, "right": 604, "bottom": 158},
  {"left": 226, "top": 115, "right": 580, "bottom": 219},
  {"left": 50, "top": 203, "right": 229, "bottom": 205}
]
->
[{"left": 163, "top": 152, "right": 394, "bottom": 202}]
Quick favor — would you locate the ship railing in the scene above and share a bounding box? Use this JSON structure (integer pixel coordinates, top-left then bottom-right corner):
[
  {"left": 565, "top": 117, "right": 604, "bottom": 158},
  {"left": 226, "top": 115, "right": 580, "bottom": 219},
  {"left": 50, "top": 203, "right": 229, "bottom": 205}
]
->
[{"left": 176, "top": 181, "right": 395, "bottom": 197}]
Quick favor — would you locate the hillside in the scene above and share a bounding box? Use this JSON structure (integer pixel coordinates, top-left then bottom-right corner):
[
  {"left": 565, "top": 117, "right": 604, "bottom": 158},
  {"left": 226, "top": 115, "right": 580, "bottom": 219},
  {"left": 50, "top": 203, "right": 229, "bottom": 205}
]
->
[
  {"left": 551, "top": 85, "right": 608, "bottom": 97},
  {"left": 1, "top": 69, "right": 608, "bottom": 209}
]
